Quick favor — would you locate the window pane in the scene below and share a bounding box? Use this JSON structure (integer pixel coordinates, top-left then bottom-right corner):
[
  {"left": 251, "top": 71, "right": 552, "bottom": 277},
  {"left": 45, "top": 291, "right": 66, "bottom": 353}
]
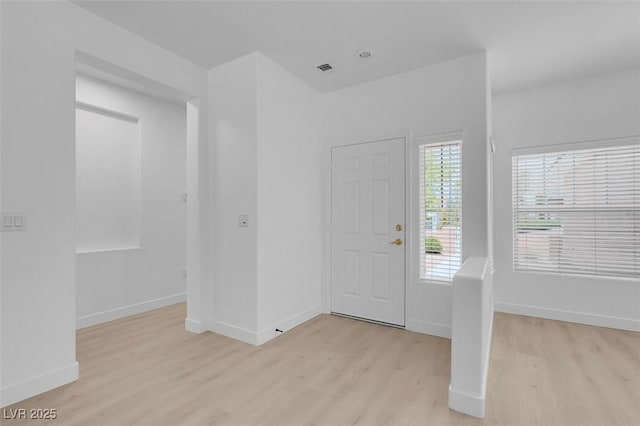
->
[
  {"left": 512, "top": 140, "right": 639, "bottom": 278},
  {"left": 419, "top": 140, "right": 462, "bottom": 281}
]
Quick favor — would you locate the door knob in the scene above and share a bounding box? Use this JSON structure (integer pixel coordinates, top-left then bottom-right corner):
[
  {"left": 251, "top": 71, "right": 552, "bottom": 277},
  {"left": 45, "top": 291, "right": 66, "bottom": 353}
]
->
[{"left": 389, "top": 238, "right": 403, "bottom": 245}]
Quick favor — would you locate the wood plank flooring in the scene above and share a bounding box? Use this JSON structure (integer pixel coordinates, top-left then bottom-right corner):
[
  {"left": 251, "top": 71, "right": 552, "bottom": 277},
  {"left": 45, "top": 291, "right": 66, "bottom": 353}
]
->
[{"left": 3, "top": 303, "right": 639, "bottom": 425}]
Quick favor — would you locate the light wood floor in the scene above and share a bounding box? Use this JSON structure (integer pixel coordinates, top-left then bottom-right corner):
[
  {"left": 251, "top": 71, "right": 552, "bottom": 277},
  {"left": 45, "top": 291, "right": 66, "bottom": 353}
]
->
[{"left": 4, "top": 303, "right": 639, "bottom": 425}]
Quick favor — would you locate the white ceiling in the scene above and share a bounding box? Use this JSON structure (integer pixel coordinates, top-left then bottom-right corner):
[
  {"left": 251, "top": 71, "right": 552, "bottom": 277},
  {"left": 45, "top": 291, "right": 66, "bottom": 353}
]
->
[{"left": 72, "top": 1, "right": 640, "bottom": 94}]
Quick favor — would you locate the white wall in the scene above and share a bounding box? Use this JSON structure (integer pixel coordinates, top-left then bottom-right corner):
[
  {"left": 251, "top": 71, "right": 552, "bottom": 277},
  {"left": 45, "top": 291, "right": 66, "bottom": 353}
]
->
[
  {"left": 0, "top": 1, "right": 207, "bottom": 407},
  {"left": 208, "top": 52, "right": 324, "bottom": 345},
  {"left": 449, "top": 256, "right": 493, "bottom": 418},
  {"left": 256, "top": 54, "right": 324, "bottom": 342},
  {"left": 209, "top": 53, "right": 259, "bottom": 336},
  {"left": 323, "top": 53, "right": 490, "bottom": 338},
  {"left": 208, "top": 52, "right": 490, "bottom": 342},
  {"left": 76, "top": 103, "right": 141, "bottom": 252},
  {"left": 0, "top": 0, "right": 4, "bottom": 400},
  {"left": 75, "top": 75, "right": 186, "bottom": 328},
  {"left": 493, "top": 68, "right": 640, "bottom": 331}
]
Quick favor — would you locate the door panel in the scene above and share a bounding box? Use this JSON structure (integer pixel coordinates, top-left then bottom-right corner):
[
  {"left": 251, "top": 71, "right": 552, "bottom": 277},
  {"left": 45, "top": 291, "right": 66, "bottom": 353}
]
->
[{"left": 331, "top": 138, "right": 405, "bottom": 326}]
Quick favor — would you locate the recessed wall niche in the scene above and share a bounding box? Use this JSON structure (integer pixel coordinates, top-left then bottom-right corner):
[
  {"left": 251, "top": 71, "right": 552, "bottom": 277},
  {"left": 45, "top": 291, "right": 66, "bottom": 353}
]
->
[{"left": 75, "top": 103, "right": 141, "bottom": 252}]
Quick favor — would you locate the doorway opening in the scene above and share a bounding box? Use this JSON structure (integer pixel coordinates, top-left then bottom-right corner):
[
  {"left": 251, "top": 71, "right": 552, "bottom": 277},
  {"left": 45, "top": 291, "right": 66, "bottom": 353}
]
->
[{"left": 74, "top": 53, "right": 199, "bottom": 331}]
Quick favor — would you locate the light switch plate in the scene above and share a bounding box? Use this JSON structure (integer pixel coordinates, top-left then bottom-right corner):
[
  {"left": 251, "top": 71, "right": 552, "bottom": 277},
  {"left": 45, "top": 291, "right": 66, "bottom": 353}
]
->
[
  {"left": 2, "top": 214, "right": 13, "bottom": 228},
  {"left": 1, "top": 213, "right": 27, "bottom": 232},
  {"left": 238, "top": 214, "right": 249, "bottom": 228}
]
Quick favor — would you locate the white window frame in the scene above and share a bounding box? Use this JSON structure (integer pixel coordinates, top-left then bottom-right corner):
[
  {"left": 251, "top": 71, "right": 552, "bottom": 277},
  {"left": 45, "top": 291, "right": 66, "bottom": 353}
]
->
[
  {"left": 416, "top": 132, "right": 463, "bottom": 283},
  {"left": 512, "top": 136, "right": 639, "bottom": 279}
]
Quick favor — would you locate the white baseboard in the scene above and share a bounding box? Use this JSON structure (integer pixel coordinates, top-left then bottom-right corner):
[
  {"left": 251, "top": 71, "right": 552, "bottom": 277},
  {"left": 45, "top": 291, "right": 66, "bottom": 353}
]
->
[
  {"left": 495, "top": 302, "right": 640, "bottom": 332},
  {"left": 406, "top": 319, "right": 451, "bottom": 339},
  {"left": 210, "top": 305, "right": 322, "bottom": 346},
  {"left": 209, "top": 320, "right": 259, "bottom": 346},
  {"left": 1, "top": 362, "right": 79, "bottom": 408},
  {"left": 185, "top": 317, "right": 211, "bottom": 334},
  {"left": 448, "top": 384, "right": 485, "bottom": 419},
  {"left": 76, "top": 293, "right": 186, "bottom": 329},
  {"left": 255, "top": 305, "right": 322, "bottom": 346}
]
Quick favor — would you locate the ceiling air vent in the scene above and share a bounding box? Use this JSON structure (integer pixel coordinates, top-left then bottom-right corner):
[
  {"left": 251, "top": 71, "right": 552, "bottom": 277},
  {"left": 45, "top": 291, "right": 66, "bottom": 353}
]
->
[{"left": 317, "top": 63, "right": 333, "bottom": 72}]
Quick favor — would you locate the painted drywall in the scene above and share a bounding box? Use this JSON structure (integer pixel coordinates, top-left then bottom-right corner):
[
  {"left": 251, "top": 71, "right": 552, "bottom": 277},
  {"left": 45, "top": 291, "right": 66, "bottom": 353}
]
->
[
  {"left": 0, "top": 0, "right": 4, "bottom": 401},
  {"left": 208, "top": 53, "right": 260, "bottom": 336},
  {"left": 185, "top": 99, "right": 210, "bottom": 334},
  {"left": 75, "top": 75, "right": 186, "bottom": 328},
  {"left": 76, "top": 103, "right": 141, "bottom": 252},
  {"left": 492, "top": 68, "right": 640, "bottom": 331},
  {"left": 449, "top": 257, "right": 493, "bottom": 418},
  {"left": 323, "top": 52, "right": 491, "bottom": 338},
  {"left": 0, "top": 1, "right": 207, "bottom": 407},
  {"left": 208, "top": 52, "right": 324, "bottom": 344},
  {"left": 256, "top": 54, "right": 324, "bottom": 340}
]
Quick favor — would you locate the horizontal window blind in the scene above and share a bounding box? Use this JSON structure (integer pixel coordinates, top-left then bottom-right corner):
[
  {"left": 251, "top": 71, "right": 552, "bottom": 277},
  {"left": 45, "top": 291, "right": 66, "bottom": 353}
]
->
[
  {"left": 419, "top": 140, "right": 462, "bottom": 282},
  {"left": 512, "top": 142, "right": 639, "bottom": 278}
]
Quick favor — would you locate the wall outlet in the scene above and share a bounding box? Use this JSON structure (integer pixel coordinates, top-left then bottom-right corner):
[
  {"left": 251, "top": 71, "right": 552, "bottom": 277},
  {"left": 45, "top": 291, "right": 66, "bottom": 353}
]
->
[
  {"left": 238, "top": 214, "right": 249, "bottom": 227},
  {"left": 181, "top": 268, "right": 187, "bottom": 278}
]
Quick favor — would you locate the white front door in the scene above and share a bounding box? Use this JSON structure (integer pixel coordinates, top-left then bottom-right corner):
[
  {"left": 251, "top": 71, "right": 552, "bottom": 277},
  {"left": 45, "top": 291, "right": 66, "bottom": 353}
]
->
[{"left": 331, "top": 138, "right": 405, "bottom": 326}]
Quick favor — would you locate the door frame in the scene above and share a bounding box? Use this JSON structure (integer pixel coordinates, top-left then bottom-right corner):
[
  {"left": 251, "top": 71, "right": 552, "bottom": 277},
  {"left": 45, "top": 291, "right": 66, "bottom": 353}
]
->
[
  {"left": 73, "top": 52, "right": 208, "bottom": 333},
  {"left": 325, "top": 135, "right": 411, "bottom": 326}
]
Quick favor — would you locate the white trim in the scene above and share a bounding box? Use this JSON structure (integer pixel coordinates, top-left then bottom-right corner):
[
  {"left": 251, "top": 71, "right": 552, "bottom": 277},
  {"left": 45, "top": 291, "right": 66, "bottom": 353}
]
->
[
  {"left": 75, "top": 51, "right": 198, "bottom": 103},
  {"left": 417, "top": 139, "right": 463, "bottom": 282},
  {"left": 210, "top": 306, "right": 322, "bottom": 346},
  {"left": 511, "top": 269, "right": 639, "bottom": 284},
  {"left": 76, "top": 293, "right": 186, "bottom": 329},
  {"left": 406, "top": 129, "right": 464, "bottom": 340},
  {"left": 511, "top": 141, "right": 639, "bottom": 280},
  {"left": 512, "top": 134, "right": 639, "bottom": 156},
  {"left": 209, "top": 320, "right": 259, "bottom": 346},
  {"left": 448, "top": 384, "right": 485, "bottom": 419},
  {"left": 255, "top": 305, "right": 322, "bottom": 346},
  {"left": 405, "top": 131, "right": 413, "bottom": 330},
  {"left": 76, "top": 246, "right": 141, "bottom": 255},
  {"left": 1, "top": 362, "right": 79, "bottom": 408},
  {"left": 414, "top": 130, "right": 464, "bottom": 147},
  {"left": 185, "top": 318, "right": 210, "bottom": 334},
  {"left": 323, "top": 143, "right": 332, "bottom": 316},
  {"left": 495, "top": 301, "right": 640, "bottom": 332},
  {"left": 75, "top": 100, "right": 140, "bottom": 123},
  {"left": 406, "top": 319, "right": 451, "bottom": 339}
]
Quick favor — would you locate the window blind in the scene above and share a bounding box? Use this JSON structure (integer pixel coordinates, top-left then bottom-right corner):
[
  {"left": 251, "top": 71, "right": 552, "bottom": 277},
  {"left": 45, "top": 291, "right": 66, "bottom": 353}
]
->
[
  {"left": 419, "top": 140, "right": 462, "bottom": 282},
  {"left": 512, "top": 141, "right": 639, "bottom": 278}
]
